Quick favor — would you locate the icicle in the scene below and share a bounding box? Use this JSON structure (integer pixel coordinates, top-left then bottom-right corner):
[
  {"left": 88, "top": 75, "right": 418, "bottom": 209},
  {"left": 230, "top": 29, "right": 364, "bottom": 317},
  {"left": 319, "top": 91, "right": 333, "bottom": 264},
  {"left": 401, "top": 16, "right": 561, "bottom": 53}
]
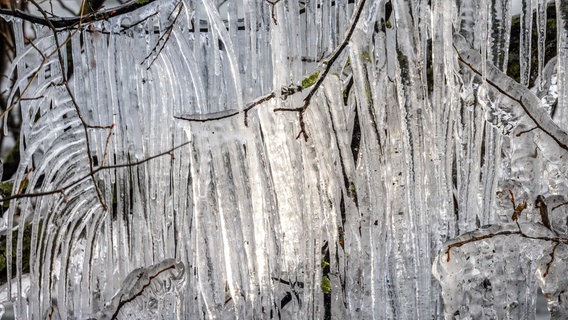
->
[
  {"left": 488, "top": 0, "right": 512, "bottom": 70},
  {"left": 519, "top": 0, "right": 533, "bottom": 86},
  {"left": 536, "top": 0, "right": 548, "bottom": 91},
  {"left": 555, "top": 0, "right": 568, "bottom": 131}
]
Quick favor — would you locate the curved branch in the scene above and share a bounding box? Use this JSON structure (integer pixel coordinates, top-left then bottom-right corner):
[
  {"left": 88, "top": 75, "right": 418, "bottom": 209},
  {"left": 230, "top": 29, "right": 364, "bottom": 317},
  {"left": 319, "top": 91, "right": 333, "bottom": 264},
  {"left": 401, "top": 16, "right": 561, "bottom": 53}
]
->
[{"left": 0, "top": 0, "right": 158, "bottom": 29}]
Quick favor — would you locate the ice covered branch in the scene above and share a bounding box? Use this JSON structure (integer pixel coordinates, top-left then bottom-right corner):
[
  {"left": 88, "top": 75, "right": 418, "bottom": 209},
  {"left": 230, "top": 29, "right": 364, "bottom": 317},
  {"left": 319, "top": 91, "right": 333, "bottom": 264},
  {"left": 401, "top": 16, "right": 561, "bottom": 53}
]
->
[
  {"left": 174, "top": 92, "right": 277, "bottom": 125},
  {"left": 453, "top": 33, "right": 568, "bottom": 151},
  {"left": 445, "top": 224, "right": 568, "bottom": 263},
  {"left": 93, "top": 259, "right": 182, "bottom": 320}
]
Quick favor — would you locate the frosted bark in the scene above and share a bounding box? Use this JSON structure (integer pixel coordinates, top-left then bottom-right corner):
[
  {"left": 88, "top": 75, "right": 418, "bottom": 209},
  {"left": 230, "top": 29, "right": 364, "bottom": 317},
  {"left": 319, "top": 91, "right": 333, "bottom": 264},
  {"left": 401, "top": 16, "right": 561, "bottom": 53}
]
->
[{"left": 0, "top": 0, "right": 566, "bottom": 319}]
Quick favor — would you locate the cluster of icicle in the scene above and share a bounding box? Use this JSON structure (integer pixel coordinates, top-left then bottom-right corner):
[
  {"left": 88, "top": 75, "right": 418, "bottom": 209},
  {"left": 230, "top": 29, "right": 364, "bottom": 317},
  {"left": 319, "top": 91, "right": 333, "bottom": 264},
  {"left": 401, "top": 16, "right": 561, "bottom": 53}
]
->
[{"left": 0, "top": 0, "right": 567, "bottom": 318}]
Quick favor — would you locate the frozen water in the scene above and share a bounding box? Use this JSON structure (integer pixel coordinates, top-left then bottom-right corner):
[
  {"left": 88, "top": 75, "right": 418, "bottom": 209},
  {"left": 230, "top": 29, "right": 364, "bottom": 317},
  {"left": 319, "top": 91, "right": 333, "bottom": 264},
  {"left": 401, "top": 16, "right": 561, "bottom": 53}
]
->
[{"left": 0, "top": 0, "right": 566, "bottom": 318}]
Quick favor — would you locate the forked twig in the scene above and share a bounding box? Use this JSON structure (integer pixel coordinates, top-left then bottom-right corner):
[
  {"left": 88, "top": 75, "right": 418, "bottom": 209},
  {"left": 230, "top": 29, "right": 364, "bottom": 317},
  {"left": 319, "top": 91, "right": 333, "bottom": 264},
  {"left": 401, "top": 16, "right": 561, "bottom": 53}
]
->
[
  {"left": 274, "top": 0, "right": 367, "bottom": 141},
  {"left": 265, "top": 0, "right": 281, "bottom": 24},
  {"left": 29, "top": 0, "right": 111, "bottom": 210},
  {"left": 142, "top": 1, "right": 183, "bottom": 70}
]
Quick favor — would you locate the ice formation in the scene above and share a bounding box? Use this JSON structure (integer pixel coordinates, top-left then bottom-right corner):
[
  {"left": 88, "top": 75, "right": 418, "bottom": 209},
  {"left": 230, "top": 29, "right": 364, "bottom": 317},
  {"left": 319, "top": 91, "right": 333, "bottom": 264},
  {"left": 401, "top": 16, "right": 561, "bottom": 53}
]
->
[{"left": 0, "top": 0, "right": 566, "bottom": 318}]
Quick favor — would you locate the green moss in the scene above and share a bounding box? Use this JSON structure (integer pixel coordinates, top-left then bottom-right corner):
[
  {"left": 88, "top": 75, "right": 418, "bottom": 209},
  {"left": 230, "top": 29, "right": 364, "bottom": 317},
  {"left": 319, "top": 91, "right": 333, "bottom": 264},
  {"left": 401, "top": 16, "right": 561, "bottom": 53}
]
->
[
  {"left": 386, "top": 20, "right": 392, "bottom": 29},
  {"left": 361, "top": 51, "right": 371, "bottom": 62},
  {"left": 0, "top": 181, "right": 13, "bottom": 196},
  {"left": 302, "top": 71, "right": 320, "bottom": 89},
  {"left": 0, "top": 222, "right": 39, "bottom": 284},
  {"left": 321, "top": 258, "right": 330, "bottom": 269},
  {"left": 321, "top": 275, "right": 332, "bottom": 294},
  {"left": 348, "top": 183, "right": 356, "bottom": 194}
]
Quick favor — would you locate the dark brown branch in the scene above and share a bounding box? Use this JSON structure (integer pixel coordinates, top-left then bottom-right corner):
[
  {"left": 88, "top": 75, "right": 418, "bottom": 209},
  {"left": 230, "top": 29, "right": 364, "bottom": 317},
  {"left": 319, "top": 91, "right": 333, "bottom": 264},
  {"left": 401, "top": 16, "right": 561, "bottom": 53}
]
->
[
  {"left": 543, "top": 242, "right": 560, "bottom": 277},
  {"left": 0, "top": 0, "right": 158, "bottom": 29},
  {"left": 274, "top": 0, "right": 367, "bottom": 141},
  {"left": 174, "top": 92, "right": 276, "bottom": 124},
  {"left": 551, "top": 201, "right": 568, "bottom": 212},
  {"left": 111, "top": 263, "right": 177, "bottom": 320}
]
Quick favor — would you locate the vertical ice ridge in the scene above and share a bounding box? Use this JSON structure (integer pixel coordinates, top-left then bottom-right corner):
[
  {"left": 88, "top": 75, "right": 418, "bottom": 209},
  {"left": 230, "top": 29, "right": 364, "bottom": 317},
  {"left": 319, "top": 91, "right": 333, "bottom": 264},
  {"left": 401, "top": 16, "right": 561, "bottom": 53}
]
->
[
  {"left": 520, "top": 0, "right": 533, "bottom": 86},
  {"left": 536, "top": 0, "right": 548, "bottom": 90},
  {"left": 555, "top": 0, "right": 568, "bottom": 131},
  {"left": 202, "top": 0, "right": 244, "bottom": 110},
  {"left": 489, "top": 0, "right": 512, "bottom": 70}
]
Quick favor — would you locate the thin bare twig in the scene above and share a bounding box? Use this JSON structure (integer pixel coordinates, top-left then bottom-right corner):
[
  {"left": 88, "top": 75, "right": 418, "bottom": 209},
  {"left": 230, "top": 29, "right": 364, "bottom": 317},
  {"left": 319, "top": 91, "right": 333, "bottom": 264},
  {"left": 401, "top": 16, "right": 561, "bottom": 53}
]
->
[
  {"left": 515, "top": 126, "right": 538, "bottom": 137},
  {"left": 543, "top": 242, "right": 560, "bottom": 277},
  {"left": 445, "top": 230, "right": 521, "bottom": 262},
  {"left": 0, "top": 141, "right": 191, "bottom": 203},
  {"left": 174, "top": 92, "right": 276, "bottom": 126},
  {"left": 265, "top": 0, "right": 281, "bottom": 25},
  {"left": 551, "top": 201, "right": 568, "bottom": 212},
  {"left": 445, "top": 227, "right": 568, "bottom": 262},
  {"left": 142, "top": 1, "right": 183, "bottom": 70}
]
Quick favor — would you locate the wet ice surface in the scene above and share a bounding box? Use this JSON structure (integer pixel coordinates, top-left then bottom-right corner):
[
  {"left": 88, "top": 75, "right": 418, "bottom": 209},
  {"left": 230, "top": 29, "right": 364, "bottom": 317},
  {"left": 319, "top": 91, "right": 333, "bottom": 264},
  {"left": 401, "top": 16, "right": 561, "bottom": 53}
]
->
[{"left": 0, "top": 0, "right": 567, "bottom": 318}]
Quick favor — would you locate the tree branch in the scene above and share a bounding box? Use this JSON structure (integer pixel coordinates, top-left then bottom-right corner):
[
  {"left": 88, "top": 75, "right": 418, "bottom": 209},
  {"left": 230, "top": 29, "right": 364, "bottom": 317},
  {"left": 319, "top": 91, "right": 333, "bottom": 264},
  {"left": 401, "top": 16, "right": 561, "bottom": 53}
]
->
[
  {"left": 0, "top": 0, "right": 158, "bottom": 29},
  {"left": 453, "top": 33, "right": 568, "bottom": 151}
]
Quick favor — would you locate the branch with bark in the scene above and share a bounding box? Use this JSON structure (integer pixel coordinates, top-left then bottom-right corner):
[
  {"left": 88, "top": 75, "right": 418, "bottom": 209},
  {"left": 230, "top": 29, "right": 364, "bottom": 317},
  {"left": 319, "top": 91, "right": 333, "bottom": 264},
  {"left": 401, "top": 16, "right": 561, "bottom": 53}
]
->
[
  {"left": 453, "top": 33, "right": 568, "bottom": 151},
  {"left": 0, "top": 0, "right": 158, "bottom": 29}
]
